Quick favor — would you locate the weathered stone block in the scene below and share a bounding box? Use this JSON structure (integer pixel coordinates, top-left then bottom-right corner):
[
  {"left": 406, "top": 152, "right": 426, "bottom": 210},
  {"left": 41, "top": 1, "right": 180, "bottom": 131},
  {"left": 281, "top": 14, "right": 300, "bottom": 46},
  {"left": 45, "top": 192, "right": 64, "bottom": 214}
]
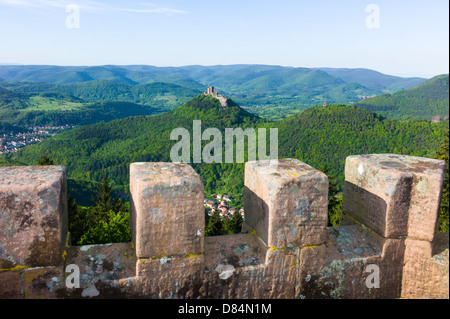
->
[
  {"left": 130, "top": 163, "right": 204, "bottom": 258},
  {"left": 0, "top": 166, "right": 67, "bottom": 268},
  {"left": 134, "top": 255, "right": 204, "bottom": 299},
  {"left": 297, "top": 225, "right": 384, "bottom": 299},
  {"left": 244, "top": 159, "right": 328, "bottom": 248},
  {"left": 23, "top": 266, "right": 65, "bottom": 299},
  {"left": 64, "top": 242, "right": 137, "bottom": 298},
  {"left": 0, "top": 270, "right": 22, "bottom": 299},
  {"left": 297, "top": 225, "right": 328, "bottom": 247},
  {"left": 200, "top": 233, "right": 295, "bottom": 299},
  {"left": 401, "top": 234, "right": 449, "bottom": 299},
  {"left": 204, "top": 233, "right": 267, "bottom": 270},
  {"left": 343, "top": 154, "right": 445, "bottom": 241}
]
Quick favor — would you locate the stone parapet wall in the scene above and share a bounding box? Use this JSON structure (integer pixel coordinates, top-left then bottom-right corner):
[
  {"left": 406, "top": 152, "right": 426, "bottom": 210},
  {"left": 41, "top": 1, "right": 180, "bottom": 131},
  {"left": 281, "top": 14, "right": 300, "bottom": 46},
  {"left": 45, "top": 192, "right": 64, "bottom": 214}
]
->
[{"left": 0, "top": 155, "right": 448, "bottom": 299}]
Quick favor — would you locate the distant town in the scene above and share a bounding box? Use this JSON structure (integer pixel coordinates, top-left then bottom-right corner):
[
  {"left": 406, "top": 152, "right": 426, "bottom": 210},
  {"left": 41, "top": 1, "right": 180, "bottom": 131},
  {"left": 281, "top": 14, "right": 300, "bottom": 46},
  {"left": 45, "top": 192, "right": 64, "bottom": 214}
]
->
[
  {"left": 205, "top": 194, "right": 245, "bottom": 220},
  {"left": 0, "top": 124, "right": 77, "bottom": 155}
]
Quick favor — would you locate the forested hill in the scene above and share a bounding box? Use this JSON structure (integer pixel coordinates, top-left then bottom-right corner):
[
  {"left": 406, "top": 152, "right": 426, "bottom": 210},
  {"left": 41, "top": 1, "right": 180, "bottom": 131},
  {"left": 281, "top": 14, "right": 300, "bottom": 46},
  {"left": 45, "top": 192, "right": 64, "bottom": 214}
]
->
[
  {"left": 356, "top": 74, "right": 449, "bottom": 121},
  {"left": 4, "top": 95, "right": 263, "bottom": 203},
  {"left": 277, "top": 105, "right": 447, "bottom": 180},
  {"left": 170, "top": 93, "right": 262, "bottom": 127},
  {"left": 0, "top": 86, "right": 165, "bottom": 132},
  {"left": 4, "top": 95, "right": 447, "bottom": 207},
  {"left": 313, "top": 68, "right": 426, "bottom": 92},
  {"left": 1, "top": 80, "right": 203, "bottom": 110}
]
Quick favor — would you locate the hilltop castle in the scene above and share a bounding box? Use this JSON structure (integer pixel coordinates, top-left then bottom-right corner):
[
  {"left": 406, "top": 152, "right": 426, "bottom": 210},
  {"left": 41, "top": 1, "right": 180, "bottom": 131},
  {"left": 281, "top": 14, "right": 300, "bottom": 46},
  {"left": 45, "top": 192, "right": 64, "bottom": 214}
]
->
[
  {"left": 204, "top": 86, "right": 217, "bottom": 96},
  {"left": 204, "top": 86, "right": 228, "bottom": 109}
]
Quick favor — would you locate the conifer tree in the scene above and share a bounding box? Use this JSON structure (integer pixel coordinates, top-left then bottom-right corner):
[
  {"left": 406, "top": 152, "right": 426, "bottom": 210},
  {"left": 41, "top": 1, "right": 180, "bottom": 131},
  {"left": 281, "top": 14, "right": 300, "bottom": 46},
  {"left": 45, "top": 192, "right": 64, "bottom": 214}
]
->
[
  {"left": 223, "top": 211, "right": 244, "bottom": 235},
  {"left": 67, "top": 195, "right": 89, "bottom": 245},
  {"left": 321, "top": 163, "right": 343, "bottom": 226},
  {"left": 69, "top": 176, "right": 130, "bottom": 245},
  {"left": 92, "top": 175, "right": 125, "bottom": 222},
  {"left": 37, "top": 154, "right": 54, "bottom": 165},
  {"left": 205, "top": 211, "right": 224, "bottom": 237}
]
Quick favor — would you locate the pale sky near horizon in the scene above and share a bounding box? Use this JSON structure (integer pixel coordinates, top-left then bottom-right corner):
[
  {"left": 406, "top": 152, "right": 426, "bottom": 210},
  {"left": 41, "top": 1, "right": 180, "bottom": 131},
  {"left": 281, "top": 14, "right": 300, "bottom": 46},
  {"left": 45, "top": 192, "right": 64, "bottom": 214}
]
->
[{"left": 0, "top": 0, "right": 448, "bottom": 78}]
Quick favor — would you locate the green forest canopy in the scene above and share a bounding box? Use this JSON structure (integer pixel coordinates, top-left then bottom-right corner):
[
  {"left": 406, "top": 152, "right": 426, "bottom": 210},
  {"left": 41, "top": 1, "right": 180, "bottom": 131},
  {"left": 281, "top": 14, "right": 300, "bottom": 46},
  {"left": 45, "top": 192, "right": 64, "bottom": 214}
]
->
[{"left": 4, "top": 95, "right": 447, "bottom": 207}]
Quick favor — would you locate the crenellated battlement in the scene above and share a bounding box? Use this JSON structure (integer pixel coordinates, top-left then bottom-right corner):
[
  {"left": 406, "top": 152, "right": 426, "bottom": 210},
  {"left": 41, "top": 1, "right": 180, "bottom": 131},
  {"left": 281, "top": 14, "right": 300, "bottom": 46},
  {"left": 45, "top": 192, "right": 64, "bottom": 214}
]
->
[{"left": 0, "top": 154, "right": 448, "bottom": 299}]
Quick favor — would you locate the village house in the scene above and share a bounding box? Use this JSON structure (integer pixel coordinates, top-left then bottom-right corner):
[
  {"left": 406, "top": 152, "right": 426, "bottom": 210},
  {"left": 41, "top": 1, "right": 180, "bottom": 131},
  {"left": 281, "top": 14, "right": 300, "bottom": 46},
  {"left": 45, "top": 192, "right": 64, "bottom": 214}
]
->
[
  {"left": 205, "top": 200, "right": 216, "bottom": 209},
  {"left": 203, "top": 194, "right": 246, "bottom": 220}
]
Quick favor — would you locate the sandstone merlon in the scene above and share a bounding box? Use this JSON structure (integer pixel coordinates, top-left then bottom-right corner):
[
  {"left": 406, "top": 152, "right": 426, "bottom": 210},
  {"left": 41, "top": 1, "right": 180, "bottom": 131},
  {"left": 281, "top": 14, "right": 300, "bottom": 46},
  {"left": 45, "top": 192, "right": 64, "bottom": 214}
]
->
[
  {"left": 0, "top": 166, "right": 67, "bottom": 269},
  {"left": 130, "top": 162, "right": 204, "bottom": 258}
]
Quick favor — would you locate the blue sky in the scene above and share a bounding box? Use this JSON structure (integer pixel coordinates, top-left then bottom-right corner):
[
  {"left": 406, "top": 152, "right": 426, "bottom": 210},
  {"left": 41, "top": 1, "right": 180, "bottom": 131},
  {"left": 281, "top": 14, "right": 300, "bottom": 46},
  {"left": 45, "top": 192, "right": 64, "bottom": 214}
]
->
[{"left": 0, "top": 0, "right": 448, "bottom": 77}]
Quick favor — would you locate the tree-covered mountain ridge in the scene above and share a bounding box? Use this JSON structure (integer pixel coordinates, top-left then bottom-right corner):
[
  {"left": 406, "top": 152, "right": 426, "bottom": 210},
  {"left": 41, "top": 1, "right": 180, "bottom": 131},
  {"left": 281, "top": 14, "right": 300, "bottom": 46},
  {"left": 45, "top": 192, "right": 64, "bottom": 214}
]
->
[
  {"left": 0, "top": 64, "right": 425, "bottom": 91},
  {"left": 313, "top": 67, "right": 427, "bottom": 92},
  {"left": 356, "top": 74, "right": 449, "bottom": 121},
  {"left": 1, "top": 80, "right": 203, "bottom": 110},
  {"left": 0, "top": 64, "right": 431, "bottom": 120},
  {"left": 0, "top": 86, "right": 165, "bottom": 132}
]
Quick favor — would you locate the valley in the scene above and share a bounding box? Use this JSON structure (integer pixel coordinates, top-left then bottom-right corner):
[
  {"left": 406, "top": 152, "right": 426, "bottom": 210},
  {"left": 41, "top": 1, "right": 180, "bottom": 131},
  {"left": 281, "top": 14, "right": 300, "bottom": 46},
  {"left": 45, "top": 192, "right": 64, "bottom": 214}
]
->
[{"left": 0, "top": 64, "right": 429, "bottom": 121}]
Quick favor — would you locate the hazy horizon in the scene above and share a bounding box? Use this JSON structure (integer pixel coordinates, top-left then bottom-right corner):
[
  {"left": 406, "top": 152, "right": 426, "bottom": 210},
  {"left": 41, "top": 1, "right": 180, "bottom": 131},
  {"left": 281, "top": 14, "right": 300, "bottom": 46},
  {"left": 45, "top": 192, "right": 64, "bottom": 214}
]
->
[
  {"left": 0, "top": 62, "right": 440, "bottom": 79},
  {"left": 1, "top": 1, "right": 448, "bottom": 79}
]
